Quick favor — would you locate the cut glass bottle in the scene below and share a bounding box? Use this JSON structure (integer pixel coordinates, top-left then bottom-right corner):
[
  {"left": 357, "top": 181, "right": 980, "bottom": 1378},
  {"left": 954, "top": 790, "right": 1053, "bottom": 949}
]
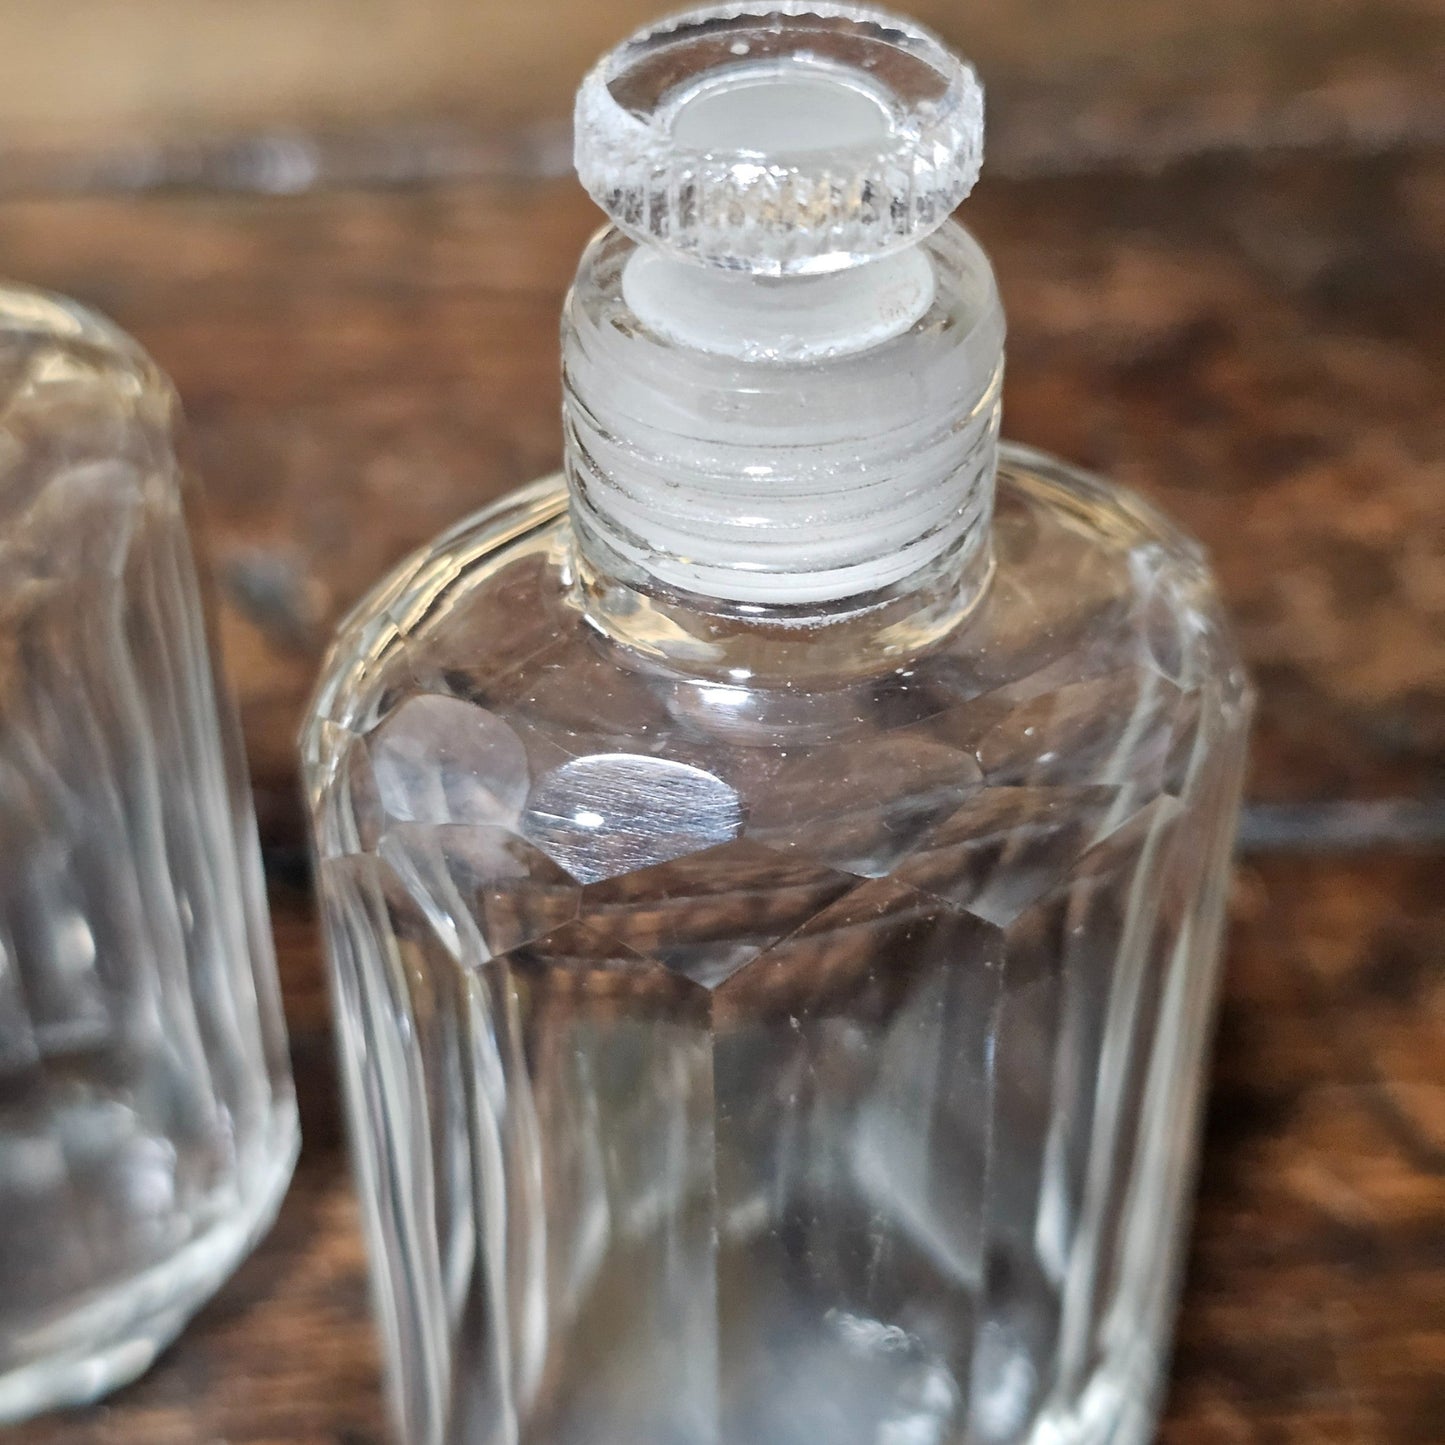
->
[{"left": 302, "top": 7, "right": 1251, "bottom": 1443}]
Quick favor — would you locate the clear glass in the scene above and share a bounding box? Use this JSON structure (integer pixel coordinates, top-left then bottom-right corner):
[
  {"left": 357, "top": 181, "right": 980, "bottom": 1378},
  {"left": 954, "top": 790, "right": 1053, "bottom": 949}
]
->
[
  {"left": 0, "top": 286, "right": 299, "bottom": 1420},
  {"left": 303, "top": 446, "right": 1251, "bottom": 1445},
  {"left": 574, "top": 3, "right": 984, "bottom": 274}
]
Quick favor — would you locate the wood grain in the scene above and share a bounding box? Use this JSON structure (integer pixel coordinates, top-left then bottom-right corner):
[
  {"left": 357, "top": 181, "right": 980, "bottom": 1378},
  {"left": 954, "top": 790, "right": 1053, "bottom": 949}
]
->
[
  {"left": 0, "top": 0, "right": 1440, "bottom": 177},
  {"left": 0, "top": 149, "right": 1439, "bottom": 848},
  {"left": 0, "top": 85, "right": 1440, "bottom": 1443}
]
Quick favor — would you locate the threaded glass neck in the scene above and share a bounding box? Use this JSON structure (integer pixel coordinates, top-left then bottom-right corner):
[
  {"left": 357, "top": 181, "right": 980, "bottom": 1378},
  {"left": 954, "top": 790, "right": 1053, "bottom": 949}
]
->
[
  {"left": 562, "top": 218, "right": 1004, "bottom": 615},
  {"left": 563, "top": 3, "right": 1001, "bottom": 623}
]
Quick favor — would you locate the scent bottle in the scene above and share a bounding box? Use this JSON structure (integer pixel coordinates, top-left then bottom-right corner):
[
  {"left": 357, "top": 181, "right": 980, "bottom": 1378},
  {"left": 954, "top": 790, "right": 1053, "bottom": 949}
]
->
[
  {"left": 302, "top": 7, "right": 1251, "bottom": 1443},
  {"left": 0, "top": 285, "right": 298, "bottom": 1419}
]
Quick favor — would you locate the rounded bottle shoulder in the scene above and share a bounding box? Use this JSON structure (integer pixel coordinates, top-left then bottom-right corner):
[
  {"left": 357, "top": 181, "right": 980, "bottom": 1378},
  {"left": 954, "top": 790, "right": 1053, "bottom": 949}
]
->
[
  {"left": 0, "top": 283, "right": 181, "bottom": 539},
  {"left": 304, "top": 445, "right": 1250, "bottom": 881}
]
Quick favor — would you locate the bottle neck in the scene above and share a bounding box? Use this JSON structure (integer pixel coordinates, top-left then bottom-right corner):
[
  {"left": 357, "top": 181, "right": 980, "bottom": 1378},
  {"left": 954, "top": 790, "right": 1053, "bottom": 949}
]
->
[
  {"left": 570, "top": 525, "right": 996, "bottom": 682},
  {"left": 561, "top": 218, "right": 1005, "bottom": 667}
]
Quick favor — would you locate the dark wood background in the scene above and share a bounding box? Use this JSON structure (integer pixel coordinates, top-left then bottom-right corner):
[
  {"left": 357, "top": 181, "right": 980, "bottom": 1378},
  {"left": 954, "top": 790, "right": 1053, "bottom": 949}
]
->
[{"left": 2, "top": 3, "right": 1442, "bottom": 1441}]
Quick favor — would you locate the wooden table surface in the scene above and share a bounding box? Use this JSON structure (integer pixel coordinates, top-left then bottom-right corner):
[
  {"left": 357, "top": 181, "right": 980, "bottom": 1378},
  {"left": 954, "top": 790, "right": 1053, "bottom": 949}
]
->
[{"left": 2, "top": 139, "right": 1442, "bottom": 1444}]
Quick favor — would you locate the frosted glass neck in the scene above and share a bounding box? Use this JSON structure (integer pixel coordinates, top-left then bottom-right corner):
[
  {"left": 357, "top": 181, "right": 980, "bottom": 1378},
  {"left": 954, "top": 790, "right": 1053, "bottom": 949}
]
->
[{"left": 562, "top": 220, "right": 1005, "bottom": 612}]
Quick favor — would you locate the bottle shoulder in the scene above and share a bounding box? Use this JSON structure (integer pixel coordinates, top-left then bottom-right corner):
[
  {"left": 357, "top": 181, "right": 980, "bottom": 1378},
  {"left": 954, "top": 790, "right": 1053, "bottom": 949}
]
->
[{"left": 303, "top": 447, "right": 1249, "bottom": 879}]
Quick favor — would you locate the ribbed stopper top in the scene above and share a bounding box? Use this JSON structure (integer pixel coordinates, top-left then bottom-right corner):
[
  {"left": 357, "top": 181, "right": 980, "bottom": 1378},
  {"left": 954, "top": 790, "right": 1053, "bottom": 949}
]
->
[{"left": 575, "top": 2, "right": 984, "bottom": 277}]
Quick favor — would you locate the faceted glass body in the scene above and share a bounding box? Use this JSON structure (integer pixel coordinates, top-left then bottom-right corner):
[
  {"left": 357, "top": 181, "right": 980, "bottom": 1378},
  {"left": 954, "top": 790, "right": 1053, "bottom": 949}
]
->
[
  {"left": 304, "top": 445, "right": 1250, "bottom": 1445},
  {"left": 0, "top": 288, "right": 298, "bottom": 1420}
]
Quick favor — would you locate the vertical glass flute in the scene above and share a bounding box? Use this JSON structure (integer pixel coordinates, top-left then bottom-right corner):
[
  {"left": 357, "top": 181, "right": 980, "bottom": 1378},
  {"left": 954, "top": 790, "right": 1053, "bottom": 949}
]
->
[{"left": 0, "top": 285, "right": 298, "bottom": 1420}]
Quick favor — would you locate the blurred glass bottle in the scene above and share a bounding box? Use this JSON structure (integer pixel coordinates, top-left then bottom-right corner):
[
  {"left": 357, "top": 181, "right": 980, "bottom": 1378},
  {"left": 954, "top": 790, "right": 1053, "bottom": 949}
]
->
[
  {"left": 304, "top": 7, "right": 1251, "bottom": 1443},
  {"left": 0, "top": 285, "right": 298, "bottom": 1421}
]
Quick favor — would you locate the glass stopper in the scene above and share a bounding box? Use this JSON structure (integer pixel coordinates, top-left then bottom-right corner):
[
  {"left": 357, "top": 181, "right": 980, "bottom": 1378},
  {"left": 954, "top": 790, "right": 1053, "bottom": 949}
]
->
[{"left": 574, "top": 2, "right": 984, "bottom": 277}]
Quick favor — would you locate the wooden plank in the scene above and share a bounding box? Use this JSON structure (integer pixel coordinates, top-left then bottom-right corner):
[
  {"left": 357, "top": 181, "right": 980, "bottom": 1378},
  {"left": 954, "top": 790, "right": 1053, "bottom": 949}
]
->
[
  {"left": 7, "top": 853, "right": 1441, "bottom": 1442},
  {"left": 1, "top": 150, "right": 1438, "bottom": 846},
  {"left": 0, "top": 0, "right": 1441, "bottom": 176}
]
